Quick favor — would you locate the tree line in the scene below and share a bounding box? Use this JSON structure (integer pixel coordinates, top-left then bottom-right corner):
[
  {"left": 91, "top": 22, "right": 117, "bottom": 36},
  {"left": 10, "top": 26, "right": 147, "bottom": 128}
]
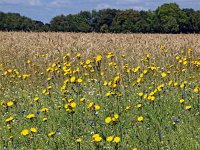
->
[{"left": 0, "top": 3, "right": 200, "bottom": 33}]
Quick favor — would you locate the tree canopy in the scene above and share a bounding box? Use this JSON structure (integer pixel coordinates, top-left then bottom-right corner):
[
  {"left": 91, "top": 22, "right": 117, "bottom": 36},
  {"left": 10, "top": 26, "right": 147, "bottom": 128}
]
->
[{"left": 0, "top": 3, "right": 200, "bottom": 33}]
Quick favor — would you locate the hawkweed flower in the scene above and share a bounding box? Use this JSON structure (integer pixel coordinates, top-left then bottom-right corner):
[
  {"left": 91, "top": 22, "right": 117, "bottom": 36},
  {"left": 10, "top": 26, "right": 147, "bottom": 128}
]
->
[
  {"left": 106, "top": 135, "right": 114, "bottom": 142},
  {"left": 92, "top": 134, "right": 102, "bottom": 142},
  {"left": 7, "top": 101, "right": 14, "bottom": 107},
  {"left": 179, "top": 99, "right": 184, "bottom": 104},
  {"left": 21, "top": 129, "right": 29, "bottom": 136},
  {"left": 137, "top": 116, "right": 144, "bottom": 122},
  {"left": 5, "top": 117, "right": 14, "bottom": 123},
  {"left": 26, "top": 114, "right": 35, "bottom": 119},
  {"left": 185, "top": 105, "right": 192, "bottom": 110},
  {"left": 30, "top": 128, "right": 37, "bottom": 133},
  {"left": 113, "top": 136, "right": 120, "bottom": 143},
  {"left": 48, "top": 132, "right": 56, "bottom": 137}
]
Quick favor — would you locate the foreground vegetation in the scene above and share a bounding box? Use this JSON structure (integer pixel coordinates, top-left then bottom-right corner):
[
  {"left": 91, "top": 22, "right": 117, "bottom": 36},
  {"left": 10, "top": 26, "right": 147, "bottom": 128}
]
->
[
  {"left": 0, "top": 3, "right": 200, "bottom": 33},
  {"left": 0, "top": 32, "right": 200, "bottom": 149}
]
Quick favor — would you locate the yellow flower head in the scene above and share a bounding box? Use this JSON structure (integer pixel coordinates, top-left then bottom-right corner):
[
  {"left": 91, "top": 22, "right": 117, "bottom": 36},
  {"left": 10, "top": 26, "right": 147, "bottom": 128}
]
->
[
  {"left": 113, "top": 136, "right": 120, "bottom": 143},
  {"left": 80, "top": 98, "right": 85, "bottom": 102},
  {"left": 70, "top": 76, "right": 76, "bottom": 83},
  {"left": 30, "top": 128, "right": 37, "bottom": 133},
  {"left": 86, "top": 59, "right": 91, "bottom": 65},
  {"left": 77, "top": 78, "right": 83, "bottom": 83},
  {"left": 96, "top": 55, "right": 102, "bottom": 62},
  {"left": 137, "top": 116, "right": 144, "bottom": 122},
  {"left": 34, "top": 97, "right": 39, "bottom": 101},
  {"left": 185, "top": 105, "right": 192, "bottom": 110},
  {"left": 76, "top": 53, "right": 81, "bottom": 58},
  {"left": 76, "top": 138, "right": 82, "bottom": 143},
  {"left": 5, "top": 117, "right": 14, "bottom": 123},
  {"left": 106, "top": 136, "right": 114, "bottom": 142},
  {"left": 70, "top": 102, "right": 77, "bottom": 108},
  {"left": 137, "top": 103, "right": 142, "bottom": 108},
  {"left": 26, "top": 114, "right": 35, "bottom": 119},
  {"left": 94, "top": 136, "right": 102, "bottom": 142},
  {"left": 194, "top": 87, "right": 199, "bottom": 93},
  {"left": 114, "top": 114, "right": 119, "bottom": 119},
  {"left": 7, "top": 101, "right": 14, "bottom": 107},
  {"left": 87, "top": 102, "right": 94, "bottom": 109},
  {"left": 48, "top": 132, "right": 56, "bottom": 137},
  {"left": 21, "top": 129, "right": 29, "bottom": 136},
  {"left": 94, "top": 105, "right": 100, "bottom": 111},
  {"left": 105, "top": 117, "right": 112, "bottom": 124},
  {"left": 138, "top": 92, "right": 143, "bottom": 97},
  {"left": 43, "top": 118, "right": 48, "bottom": 122},
  {"left": 161, "top": 72, "right": 167, "bottom": 78},
  {"left": 179, "top": 99, "right": 184, "bottom": 104},
  {"left": 41, "top": 108, "right": 49, "bottom": 112}
]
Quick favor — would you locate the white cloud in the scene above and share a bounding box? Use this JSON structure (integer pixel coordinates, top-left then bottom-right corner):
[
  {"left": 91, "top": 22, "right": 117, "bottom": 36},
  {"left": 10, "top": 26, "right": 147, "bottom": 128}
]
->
[
  {"left": 49, "top": 0, "right": 71, "bottom": 7},
  {"left": 116, "top": 0, "right": 141, "bottom": 5},
  {"left": 96, "top": 3, "right": 112, "bottom": 9},
  {"left": 0, "top": 0, "right": 41, "bottom": 6}
]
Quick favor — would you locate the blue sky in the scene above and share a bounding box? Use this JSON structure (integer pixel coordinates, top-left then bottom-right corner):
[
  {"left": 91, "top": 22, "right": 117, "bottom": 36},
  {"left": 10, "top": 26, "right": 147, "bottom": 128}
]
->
[{"left": 0, "top": 0, "right": 199, "bottom": 23}]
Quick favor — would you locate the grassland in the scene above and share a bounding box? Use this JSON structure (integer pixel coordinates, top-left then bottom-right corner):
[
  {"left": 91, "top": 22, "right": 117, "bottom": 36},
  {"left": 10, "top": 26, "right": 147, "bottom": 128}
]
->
[{"left": 0, "top": 32, "right": 200, "bottom": 150}]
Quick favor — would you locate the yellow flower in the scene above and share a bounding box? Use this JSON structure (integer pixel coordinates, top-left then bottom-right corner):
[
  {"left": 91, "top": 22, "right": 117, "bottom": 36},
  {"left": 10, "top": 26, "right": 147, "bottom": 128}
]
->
[
  {"left": 114, "top": 114, "right": 119, "bottom": 119},
  {"left": 179, "top": 99, "right": 184, "bottom": 104},
  {"left": 176, "top": 56, "right": 180, "bottom": 60},
  {"left": 70, "top": 102, "right": 77, "bottom": 108},
  {"left": 185, "top": 105, "right": 192, "bottom": 110},
  {"left": 105, "top": 117, "right": 112, "bottom": 123},
  {"left": 161, "top": 72, "right": 167, "bottom": 78},
  {"left": 86, "top": 59, "right": 91, "bottom": 65},
  {"left": 194, "top": 87, "right": 199, "bottom": 93},
  {"left": 77, "top": 78, "right": 83, "bottom": 83},
  {"left": 106, "top": 91, "right": 111, "bottom": 97},
  {"left": 96, "top": 55, "right": 102, "bottom": 62},
  {"left": 34, "top": 97, "right": 39, "bottom": 101},
  {"left": 94, "top": 105, "right": 100, "bottom": 110},
  {"left": 106, "top": 136, "right": 114, "bottom": 142},
  {"left": 94, "top": 136, "right": 102, "bottom": 142},
  {"left": 5, "top": 117, "right": 14, "bottom": 123},
  {"left": 30, "top": 128, "right": 37, "bottom": 133},
  {"left": 43, "top": 118, "right": 48, "bottom": 122},
  {"left": 137, "top": 116, "right": 144, "bottom": 122},
  {"left": 138, "top": 92, "right": 143, "bottom": 97},
  {"left": 41, "top": 108, "right": 48, "bottom": 112},
  {"left": 70, "top": 76, "right": 76, "bottom": 83},
  {"left": 180, "top": 84, "right": 185, "bottom": 89},
  {"left": 113, "top": 136, "right": 120, "bottom": 143},
  {"left": 76, "top": 53, "right": 81, "bottom": 58},
  {"left": 137, "top": 103, "right": 142, "bottom": 108},
  {"left": 48, "top": 132, "right": 56, "bottom": 137},
  {"left": 87, "top": 102, "right": 94, "bottom": 109},
  {"left": 137, "top": 78, "right": 141, "bottom": 83},
  {"left": 21, "top": 129, "right": 29, "bottom": 136},
  {"left": 64, "top": 103, "right": 69, "bottom": 109},
  {"left": 174, "top": 82, "right": 178, "bottom": 86},
  {"left": 7, "top": 101, "right": 13, "bottom": 107},
  {"left": 80, "top": 98, "right": 85, "bottom": 102},
  {"left": 26, "top": 114, "right": 35, "bottom": 119},
  {"left": 92, "top": 134, "right": 100, "bottom": 139},
  {"left": 76, "top": 138, "right": 82, "bottom": 143},
  {"left": 132, "top": 148, "right": 138, "bottom": 150}
]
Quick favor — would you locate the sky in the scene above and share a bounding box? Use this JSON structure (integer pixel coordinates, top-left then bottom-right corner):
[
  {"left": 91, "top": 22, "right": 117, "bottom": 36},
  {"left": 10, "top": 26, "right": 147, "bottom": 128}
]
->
[{"left": 0, "top": 0, "right": 199, "bottom": 23}]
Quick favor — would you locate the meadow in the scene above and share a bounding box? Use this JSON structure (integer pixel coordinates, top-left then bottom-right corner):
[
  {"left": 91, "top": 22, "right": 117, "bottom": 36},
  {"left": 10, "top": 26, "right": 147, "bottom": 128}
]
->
[{"left": 0, "top": 32, "right": 199, "bottom": 150}]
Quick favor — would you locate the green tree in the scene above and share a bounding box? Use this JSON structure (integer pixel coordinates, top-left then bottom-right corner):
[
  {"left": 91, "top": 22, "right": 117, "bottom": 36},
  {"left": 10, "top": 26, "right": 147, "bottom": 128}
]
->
[{"left": 155, "top": 3, "right": 188, "bottom": 33}]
